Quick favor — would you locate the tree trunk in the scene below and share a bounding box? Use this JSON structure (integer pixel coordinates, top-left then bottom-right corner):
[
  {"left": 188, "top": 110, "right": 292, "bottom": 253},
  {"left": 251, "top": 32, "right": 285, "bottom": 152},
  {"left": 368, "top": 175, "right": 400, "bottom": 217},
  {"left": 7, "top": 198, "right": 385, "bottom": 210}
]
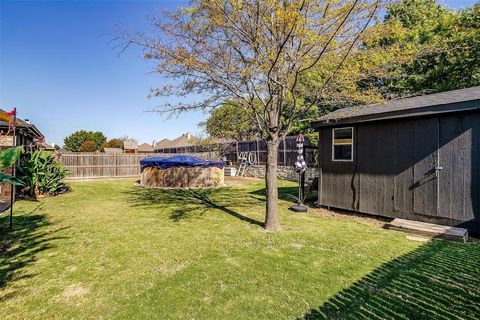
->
[{"left": 264, "top": 138, "right": 281, "bottom": 231}]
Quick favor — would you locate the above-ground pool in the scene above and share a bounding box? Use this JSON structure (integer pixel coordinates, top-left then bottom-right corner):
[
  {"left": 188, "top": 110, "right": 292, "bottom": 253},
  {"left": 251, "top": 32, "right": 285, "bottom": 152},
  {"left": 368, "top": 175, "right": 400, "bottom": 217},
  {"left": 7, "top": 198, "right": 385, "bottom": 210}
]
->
[{"left": 139, "top": 155, "right": 225, "bottom": 188}]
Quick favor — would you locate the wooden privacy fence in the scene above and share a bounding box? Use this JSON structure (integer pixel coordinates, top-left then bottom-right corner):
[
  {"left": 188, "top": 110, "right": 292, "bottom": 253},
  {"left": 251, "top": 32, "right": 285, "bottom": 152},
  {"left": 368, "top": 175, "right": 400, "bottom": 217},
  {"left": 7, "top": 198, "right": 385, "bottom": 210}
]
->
[
  {"left": 59, "top": 152, "right": 219, "bottom": 180},
  {"left": 59, "top": 136, "right": 317, "bottom": 180}
]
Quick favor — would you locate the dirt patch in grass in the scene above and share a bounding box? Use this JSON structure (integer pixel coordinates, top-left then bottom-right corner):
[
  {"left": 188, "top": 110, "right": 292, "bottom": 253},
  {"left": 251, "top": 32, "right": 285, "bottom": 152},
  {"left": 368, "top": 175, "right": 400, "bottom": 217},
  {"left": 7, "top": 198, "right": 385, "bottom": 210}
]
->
[
  {"left": 62, "top": 284, "right": 89, "bottom": 300},
  {"left": 153, "top": 262, "right": 188, "bottom": 277},
  {"left": 65, "top": 265, "right": 77, "bottom": 272}
]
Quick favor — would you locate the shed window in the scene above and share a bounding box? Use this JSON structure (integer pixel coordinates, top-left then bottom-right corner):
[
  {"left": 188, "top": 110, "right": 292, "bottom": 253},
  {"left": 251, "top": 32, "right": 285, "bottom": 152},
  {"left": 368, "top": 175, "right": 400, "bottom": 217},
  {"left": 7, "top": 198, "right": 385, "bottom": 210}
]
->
[{"left": 332, "top": 127, "right": 353, "bottom": 161}]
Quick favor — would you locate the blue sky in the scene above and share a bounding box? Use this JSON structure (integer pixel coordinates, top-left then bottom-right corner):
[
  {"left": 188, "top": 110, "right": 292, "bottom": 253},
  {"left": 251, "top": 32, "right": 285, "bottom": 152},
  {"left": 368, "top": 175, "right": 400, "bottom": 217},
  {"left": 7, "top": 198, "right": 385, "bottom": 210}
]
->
[{"left": 0, "top": 0, "right": 476, "bottom": 146}]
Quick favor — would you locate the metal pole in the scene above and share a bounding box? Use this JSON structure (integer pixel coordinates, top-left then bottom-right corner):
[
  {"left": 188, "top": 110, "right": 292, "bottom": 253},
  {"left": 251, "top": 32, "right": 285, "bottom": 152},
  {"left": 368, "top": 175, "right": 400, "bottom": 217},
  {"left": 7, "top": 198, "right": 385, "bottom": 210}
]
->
[
  {"left": 298, "top": 173, "right": 302, "bottom": 205},
  {"left": 301, "top": 145, "right": 306, "bottom": 201},
  {"left": 9, "top": 108, "right": 17, "bottom": 231}
]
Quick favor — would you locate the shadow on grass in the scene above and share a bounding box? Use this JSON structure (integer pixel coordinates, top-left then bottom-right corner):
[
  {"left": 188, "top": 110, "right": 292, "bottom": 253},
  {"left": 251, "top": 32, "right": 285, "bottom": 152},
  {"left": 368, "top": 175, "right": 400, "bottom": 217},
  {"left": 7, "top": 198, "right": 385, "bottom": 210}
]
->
[
  {"left": 126, "top": 187, "right": 264, "bottom": 227},
  {"left": 300, "top": 239, "right": 480, "bottom": 320},
  {"left": 0, "top": 206, "right": 67, "bottom": 301},
  {"left": 249, "top": 186, "right": 316, "bottom": 203}
]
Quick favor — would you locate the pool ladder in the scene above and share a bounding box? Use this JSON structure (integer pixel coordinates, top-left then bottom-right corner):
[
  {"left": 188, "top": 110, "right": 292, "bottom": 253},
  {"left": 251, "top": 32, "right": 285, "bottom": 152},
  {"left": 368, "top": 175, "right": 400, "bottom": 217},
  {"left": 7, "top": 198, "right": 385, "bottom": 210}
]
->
[{"left": 237, "top": 152, "right": 257, "bottom": 176}]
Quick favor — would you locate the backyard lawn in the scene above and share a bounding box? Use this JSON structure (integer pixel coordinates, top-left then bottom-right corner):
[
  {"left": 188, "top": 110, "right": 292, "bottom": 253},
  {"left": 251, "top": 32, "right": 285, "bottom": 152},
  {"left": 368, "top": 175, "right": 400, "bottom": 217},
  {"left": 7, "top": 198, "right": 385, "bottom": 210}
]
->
[{"left": 1, "top": 178, "right": 479, "bottom": 319}]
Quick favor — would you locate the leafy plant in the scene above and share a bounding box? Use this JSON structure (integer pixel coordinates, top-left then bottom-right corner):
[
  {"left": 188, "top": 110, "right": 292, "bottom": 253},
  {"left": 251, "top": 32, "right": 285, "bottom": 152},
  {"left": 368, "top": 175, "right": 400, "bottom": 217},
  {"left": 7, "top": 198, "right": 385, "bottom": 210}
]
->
[
  {"left": 0, "top": 146, "right": 24, "bottom": 186},
  {"left": 17, "top": 149, "right": 69, "bottom": 198}
]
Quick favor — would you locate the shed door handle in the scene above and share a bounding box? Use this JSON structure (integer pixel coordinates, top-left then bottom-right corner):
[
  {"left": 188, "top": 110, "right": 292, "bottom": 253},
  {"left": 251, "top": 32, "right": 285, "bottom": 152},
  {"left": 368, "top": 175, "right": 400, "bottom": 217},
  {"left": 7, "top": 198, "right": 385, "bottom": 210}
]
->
[{"left": 435, "top": 166, "right": 443, "bottom": 178}]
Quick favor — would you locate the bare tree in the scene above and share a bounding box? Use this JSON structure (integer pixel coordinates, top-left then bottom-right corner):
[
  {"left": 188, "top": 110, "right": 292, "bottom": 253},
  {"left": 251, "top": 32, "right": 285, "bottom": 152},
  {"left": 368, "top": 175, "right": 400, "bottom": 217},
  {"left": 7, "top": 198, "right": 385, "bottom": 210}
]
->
[{"left": 121, "top": 0, "right": 381, "bottom": 231}]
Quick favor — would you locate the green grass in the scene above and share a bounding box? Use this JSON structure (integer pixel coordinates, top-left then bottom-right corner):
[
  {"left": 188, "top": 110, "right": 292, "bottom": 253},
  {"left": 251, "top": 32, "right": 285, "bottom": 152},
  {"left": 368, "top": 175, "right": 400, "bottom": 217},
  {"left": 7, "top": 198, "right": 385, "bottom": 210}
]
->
[{"left": 0, "top": 179, "right": 478, "bottom": 319}]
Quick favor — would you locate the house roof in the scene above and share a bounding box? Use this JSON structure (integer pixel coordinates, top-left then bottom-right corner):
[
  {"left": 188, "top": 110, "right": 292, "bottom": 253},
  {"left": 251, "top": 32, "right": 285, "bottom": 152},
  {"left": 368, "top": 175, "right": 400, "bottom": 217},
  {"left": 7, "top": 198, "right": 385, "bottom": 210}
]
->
[
  {"left": 154, "top": 138, "right": 171, "bottom": 150},
  {"left": 138, "top": 143, "right": 154, "bottom": 152},
  {"left": 39, "top": 142, "right": 55, "bottom": 150},
  {"left": 123, "top": 140, "right": 138, "bottom": 150},
  {"left": 168, "top": 133, "right": 199, "bottom": 148},
  {"left": 104, "top": 147, "right": 123, "bottom": 154},
  {"left": 0, "top": 109, "right": 44, "bottom": 138},
  {"left": 154, "top": 134, "right": 199, "bottom": 149},
  {"left": 312, "top": 86, "right": 480, "bottom": 127}
]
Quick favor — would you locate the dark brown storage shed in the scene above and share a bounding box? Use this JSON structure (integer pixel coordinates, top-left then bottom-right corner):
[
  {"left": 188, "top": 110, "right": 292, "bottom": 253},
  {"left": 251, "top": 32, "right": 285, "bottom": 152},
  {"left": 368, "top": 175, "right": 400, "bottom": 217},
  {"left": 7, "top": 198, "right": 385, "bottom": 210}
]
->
[{"left": 312, "top": 86, "right": 480, "bottom": 232}]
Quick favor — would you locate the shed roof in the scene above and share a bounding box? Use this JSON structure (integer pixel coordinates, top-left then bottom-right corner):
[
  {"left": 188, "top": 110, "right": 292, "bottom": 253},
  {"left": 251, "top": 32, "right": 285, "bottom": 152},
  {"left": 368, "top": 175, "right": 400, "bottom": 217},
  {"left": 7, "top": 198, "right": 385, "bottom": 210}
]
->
[
  {"left": 138, "top": 143, "right": 154, "bottom": 152},
  {"left": 123, "top": 140, "right": 138, "bottom": 150},
  {"left": 312, "top": 86, "right": 480, "bottom": 127}
]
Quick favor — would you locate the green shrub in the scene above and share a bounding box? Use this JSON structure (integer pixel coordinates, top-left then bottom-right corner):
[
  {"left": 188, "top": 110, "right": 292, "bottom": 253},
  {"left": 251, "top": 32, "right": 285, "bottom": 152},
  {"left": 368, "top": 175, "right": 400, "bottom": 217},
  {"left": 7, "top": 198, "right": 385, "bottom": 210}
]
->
[
  {"left": 17, "top": 149, "right": 69, "bottom": 198},
  {"left": 0, "top": 146, "right": 24, "bottom": 186}
]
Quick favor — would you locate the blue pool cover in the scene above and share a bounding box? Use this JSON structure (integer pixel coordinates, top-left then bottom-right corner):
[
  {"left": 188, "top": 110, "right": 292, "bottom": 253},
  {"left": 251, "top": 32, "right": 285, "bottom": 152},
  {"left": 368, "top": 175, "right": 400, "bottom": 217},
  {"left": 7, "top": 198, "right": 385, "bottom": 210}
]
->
[{"left": 140, "top": 155, "right": 225, "bottom": 170}]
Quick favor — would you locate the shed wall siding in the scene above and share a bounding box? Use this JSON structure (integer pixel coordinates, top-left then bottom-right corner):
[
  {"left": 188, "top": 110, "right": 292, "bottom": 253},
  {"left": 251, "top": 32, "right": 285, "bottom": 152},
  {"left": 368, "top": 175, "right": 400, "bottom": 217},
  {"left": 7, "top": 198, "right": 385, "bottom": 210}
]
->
[
  {"left": 393, "top": 120, "right": 415, "bottom": 214},
  {"left": 319, "top": 128, "right": 358, "bottom": 211},
  {"left": 318, "top": 111, "right": 480, "bottom": 231},
  {"left": 357, "top": 122, "right": 395, "bottom": 215},
  {"left": 412, "top": 118, "right": 439, "bottom": 216}
]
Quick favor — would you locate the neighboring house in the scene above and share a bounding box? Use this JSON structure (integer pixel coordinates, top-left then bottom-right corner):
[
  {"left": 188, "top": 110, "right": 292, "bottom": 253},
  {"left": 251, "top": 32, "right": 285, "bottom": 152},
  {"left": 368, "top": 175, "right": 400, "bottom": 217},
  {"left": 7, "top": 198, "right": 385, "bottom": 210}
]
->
[
  {"left": 104, "top": 147, "right": 123, "bottom": 154},
  {"left": 155, "top": 133, "right": 199, "bottom": 153},
  {"left": 138, "top": 143, "right": 154, "bottom": 153},
  {"left": 0, "top": 111, "right": 43, "bottom": 148},
  {"left": 123, "top": 140, "right": 138, "bottom": 154},
  {"left": 154, "top": 139, "right": 171, "bottom": 152},
  {"left": 312, "top": 86, "right": 480, "bottom": 232}
]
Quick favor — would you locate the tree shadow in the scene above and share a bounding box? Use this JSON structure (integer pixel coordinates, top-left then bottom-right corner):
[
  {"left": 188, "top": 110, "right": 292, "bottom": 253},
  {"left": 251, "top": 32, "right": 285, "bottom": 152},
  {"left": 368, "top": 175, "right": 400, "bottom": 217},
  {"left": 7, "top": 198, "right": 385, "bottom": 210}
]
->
[
  {"left": 300, "top": 239, "right": 480, "bottom": 320},
  {"left": 126, "top": 187, "right": 264, "bottom": 227},
  {"left": 0, "top": 206, "right": 67, "bottom": 301},
  {"left": 249, "top": 186, "right": 316, "bottom": 203}
]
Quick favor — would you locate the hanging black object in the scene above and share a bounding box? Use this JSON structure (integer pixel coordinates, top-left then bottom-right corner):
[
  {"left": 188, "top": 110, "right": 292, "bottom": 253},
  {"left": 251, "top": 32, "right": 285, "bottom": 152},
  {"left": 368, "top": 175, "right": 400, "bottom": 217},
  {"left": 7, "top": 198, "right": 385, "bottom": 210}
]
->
[{"left": 290, "top": 134, "right": 308, "bottom": 213}]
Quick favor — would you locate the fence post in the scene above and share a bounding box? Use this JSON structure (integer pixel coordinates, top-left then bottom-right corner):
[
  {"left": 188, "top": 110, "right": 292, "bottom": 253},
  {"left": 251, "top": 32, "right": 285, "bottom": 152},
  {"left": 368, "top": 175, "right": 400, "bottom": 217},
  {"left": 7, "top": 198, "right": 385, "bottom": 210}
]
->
[
  {"left": 283, "top": 138, "right": 287, "bottom": 166},
  {"left": 114, "top": 154, "right": 117, "bottom": 178}
]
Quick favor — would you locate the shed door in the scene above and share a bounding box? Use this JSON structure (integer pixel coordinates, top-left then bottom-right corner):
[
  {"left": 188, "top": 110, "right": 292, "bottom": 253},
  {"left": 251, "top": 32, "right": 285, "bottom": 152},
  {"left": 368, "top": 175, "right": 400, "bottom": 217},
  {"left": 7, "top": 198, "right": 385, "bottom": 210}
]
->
[{"left": 412, "top": 118, "right": 439, "bottom": 216}]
